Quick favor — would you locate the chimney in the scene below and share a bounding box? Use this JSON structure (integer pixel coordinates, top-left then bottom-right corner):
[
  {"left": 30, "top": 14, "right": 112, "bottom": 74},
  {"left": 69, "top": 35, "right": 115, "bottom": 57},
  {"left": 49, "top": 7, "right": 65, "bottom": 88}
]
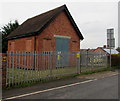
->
[{"left": 103, "top": 45, "right": 107, "bottom": 48}]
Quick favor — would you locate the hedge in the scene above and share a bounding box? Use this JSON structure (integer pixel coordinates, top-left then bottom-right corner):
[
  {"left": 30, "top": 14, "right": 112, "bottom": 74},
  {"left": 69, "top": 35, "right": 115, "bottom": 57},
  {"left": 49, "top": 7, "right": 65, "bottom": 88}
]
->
[{"left": 108, "top": 54, "right": 120, "bottom": 67}]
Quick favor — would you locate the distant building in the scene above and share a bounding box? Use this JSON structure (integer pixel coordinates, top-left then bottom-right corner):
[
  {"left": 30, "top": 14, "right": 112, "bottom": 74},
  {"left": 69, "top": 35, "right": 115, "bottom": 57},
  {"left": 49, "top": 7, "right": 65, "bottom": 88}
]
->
[
  {"left": 80, "top": 49, "right": 95, "bottom": 53},
  {"left": 116, "top": 48, "right": 120, "bottom": 53},
  {"left": 94, "top": 47, "right": 119, "bottom": 55},
  {"left": 81, "top": 45, "right": 119, "bottom": 55}
]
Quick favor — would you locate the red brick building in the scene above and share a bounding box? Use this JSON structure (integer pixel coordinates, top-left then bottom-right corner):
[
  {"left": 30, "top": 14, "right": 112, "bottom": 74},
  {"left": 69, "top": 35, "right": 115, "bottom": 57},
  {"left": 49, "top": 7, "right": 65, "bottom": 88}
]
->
[{"left": 7, "top": 5, "right": 83, "bottom": 53}]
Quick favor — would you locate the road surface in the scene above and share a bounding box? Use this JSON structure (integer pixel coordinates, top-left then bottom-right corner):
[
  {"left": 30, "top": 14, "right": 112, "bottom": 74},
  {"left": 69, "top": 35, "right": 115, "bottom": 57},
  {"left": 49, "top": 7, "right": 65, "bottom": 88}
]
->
[{"left": 4, "top": 74, "right": 118, "bottom": 100}]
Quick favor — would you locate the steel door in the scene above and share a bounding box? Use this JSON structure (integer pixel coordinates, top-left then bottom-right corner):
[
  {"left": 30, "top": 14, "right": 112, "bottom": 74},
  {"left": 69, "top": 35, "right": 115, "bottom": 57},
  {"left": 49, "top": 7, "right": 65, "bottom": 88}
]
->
[{"left": 56, "top": 38, "right": 69, "bottom": 67}]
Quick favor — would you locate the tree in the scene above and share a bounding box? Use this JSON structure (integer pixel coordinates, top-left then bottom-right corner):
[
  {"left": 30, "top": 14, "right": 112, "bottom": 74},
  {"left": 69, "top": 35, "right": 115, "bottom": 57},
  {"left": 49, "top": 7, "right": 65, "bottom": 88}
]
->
[{"left": 0, "top": 20, "right": 19, "bottom": 53}]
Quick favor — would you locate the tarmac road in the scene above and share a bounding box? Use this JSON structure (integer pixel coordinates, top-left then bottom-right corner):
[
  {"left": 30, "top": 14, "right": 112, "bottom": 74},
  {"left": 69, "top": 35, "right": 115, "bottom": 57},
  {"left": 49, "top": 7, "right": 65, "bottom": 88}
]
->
[{"left": 4, "top": 74, "right": 119, "bottom": 100}]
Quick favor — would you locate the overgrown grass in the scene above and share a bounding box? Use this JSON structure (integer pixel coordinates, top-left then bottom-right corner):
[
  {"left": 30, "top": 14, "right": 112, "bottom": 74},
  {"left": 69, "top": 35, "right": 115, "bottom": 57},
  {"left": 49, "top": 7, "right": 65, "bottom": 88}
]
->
[
  {"left": 7, "top": 67, "right": 77, "bottom": 87},
  {"left": 7, "top": 66, "right": 107, "bottom": 84},
  {"left": 5, "top": 66, "right": 112, "bottom": 89},
  {"left": 5, "top": 73, "right": 79, "bottom": 90}
]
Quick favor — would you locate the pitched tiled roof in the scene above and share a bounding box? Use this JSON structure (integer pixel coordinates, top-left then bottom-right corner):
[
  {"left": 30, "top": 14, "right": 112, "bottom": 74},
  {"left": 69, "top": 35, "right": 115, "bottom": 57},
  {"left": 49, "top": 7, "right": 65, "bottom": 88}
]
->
[
  {"left": 7, "top": 5, "right": 84, "bottom": 40},
  {"left": 80, "top": 49, "right": 95, "bottom": 52}
]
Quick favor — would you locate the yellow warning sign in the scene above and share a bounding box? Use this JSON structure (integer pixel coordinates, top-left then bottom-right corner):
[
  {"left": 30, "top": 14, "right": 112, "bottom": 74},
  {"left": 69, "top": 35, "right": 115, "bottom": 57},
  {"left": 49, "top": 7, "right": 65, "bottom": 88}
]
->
[
  {"left": 76, "top": 53, "right": 80, "bottom": 58},
  {"left": 2, "top": 56, "right": 7, "bottom": 62},
  {"left": 57, "top": 55, "right": 60, "bottom": 60}
]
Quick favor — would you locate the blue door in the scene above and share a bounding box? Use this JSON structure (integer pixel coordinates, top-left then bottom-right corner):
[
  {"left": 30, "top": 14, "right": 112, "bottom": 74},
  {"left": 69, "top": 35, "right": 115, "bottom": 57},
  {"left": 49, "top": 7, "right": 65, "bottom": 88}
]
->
[{"left": 56, "top": 38, "right": 69, "bottom": 67}]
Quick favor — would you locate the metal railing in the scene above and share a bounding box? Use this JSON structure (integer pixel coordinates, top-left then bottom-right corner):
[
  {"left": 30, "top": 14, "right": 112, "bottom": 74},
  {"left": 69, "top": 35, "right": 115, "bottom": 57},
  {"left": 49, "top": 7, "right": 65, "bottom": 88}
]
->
[
  {"left": 6, "top": 51, "right": 107, "bottom": 87},
  {"left": 80, "top": 51, "right": 108, "bottom": 72}
]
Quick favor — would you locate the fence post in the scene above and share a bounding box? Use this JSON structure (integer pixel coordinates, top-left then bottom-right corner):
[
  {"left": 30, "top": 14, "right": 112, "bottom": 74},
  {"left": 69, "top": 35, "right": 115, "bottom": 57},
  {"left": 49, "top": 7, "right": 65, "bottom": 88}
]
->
[
  {"left": 50, "top": 51, "right": 52, "bottom": 77},
  {"left": 11, "top": 51, "right": 14, "bottom": 86},
  {"left": 78, "top": 58, "right": 81, "bottom": 74},
  {"left": 106, "top": 53, "right": 108, "bottom": 68},
  {"left": 1, "top": 53, "right": 7, "bottom": 88},
  {"left": 80, "top": 52, "right": 81, "bottom": 73},
  {"left": 76, "top": 52, "right": 80, "bottom": 74}
]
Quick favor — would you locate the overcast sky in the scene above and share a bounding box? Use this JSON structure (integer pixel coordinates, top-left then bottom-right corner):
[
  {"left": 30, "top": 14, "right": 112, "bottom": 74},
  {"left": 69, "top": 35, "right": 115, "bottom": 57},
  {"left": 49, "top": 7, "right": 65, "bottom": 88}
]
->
[{"left": 0, "top": 0, "right": 119, "bottom": 49}]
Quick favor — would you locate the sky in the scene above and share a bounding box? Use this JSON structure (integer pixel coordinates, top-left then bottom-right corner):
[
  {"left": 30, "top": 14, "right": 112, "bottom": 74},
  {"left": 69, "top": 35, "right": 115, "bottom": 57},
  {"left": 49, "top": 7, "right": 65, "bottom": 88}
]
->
[
  {"left": 118, "top": 1, "right": 120, "bottom": 47},
  {"left": 0, "top": 0, "right": 119, "bottom": 49}
]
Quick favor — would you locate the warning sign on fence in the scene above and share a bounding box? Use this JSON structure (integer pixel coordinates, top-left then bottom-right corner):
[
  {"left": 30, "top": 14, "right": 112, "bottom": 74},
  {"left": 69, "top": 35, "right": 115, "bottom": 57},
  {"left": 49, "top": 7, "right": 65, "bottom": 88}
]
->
[
  {"left": 76, "top": 53, "right": 80, "bottom": 58},
  {"left": 2, "top": 56, "right": 7, "bottom": 62},
  {"left": 57, "top": 55, "right": 61, "bottom": 60}
]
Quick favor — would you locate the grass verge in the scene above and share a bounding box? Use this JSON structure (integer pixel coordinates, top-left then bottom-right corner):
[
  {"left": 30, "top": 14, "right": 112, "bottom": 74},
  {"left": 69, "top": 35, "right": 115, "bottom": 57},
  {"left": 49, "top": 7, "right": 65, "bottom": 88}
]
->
[
  {"left": 80, "top": 67, "right": 111, "bottom": 75},
  {"left": 5, "top": 73, "right": 79, "bottom": 90},
  {"left": 4, "top": 67, "right": 114, "bottom": 90}
]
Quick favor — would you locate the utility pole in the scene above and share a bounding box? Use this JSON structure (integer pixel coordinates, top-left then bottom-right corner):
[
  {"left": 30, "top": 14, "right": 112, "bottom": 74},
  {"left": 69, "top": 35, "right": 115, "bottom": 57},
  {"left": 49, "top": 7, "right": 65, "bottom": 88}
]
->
[
  {"left": 107, "top": 28, "right": 114, "bottom": 70},
  {"left": 109, "top": 31, "right": 111, "bottom": 70}
]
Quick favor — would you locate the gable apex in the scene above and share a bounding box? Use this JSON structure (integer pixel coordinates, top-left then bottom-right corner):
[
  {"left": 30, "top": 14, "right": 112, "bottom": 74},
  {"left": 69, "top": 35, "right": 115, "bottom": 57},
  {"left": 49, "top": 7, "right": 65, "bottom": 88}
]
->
[{"left": 7, "top": 5, "right": 84, "bottom": 40}]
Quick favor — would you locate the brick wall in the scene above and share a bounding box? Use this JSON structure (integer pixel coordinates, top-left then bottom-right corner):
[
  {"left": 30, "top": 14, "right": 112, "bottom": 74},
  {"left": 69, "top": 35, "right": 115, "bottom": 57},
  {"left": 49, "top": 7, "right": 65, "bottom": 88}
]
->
[
  {"left": 8, "top": 36, "right": 35, "bottom": 51},
  {"left": 8, "top": 11, "right": 80, "bottom": 52},
  {"left": 36, "top": 11, "right": 80, "bottom": 52}
]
